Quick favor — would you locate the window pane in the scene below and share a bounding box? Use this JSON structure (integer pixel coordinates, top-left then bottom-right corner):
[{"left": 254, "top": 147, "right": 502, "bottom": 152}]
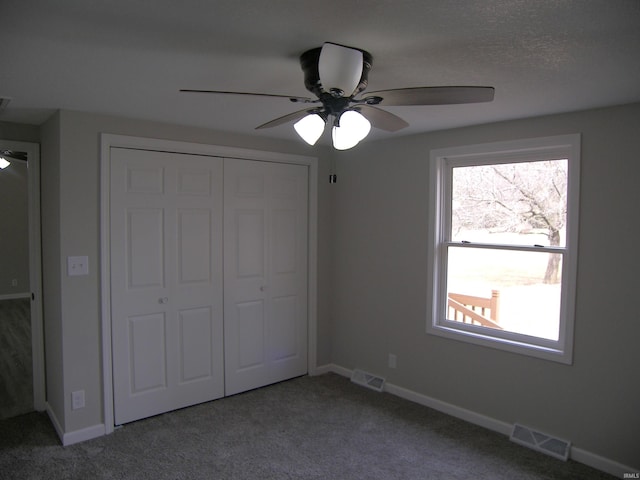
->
[
  {"left": 451, "top": 160, "right": 567, "bottom": 247},
  {"left": 446, "top": 246, "right": 562, "bottom": 340}
]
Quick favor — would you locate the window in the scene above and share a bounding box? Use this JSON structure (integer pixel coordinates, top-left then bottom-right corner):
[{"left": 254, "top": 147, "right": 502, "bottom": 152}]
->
[{"left": 427, "top": 135, "right": 580, "bottom": 363}]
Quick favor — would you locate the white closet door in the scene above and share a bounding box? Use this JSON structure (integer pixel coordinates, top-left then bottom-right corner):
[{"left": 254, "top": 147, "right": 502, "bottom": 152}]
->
[
  {"left": 110, "top": 148, "right": 224, "bottom": 425},
  {"left": 224, "top": 159, "right": 308, "bottom": 395}
]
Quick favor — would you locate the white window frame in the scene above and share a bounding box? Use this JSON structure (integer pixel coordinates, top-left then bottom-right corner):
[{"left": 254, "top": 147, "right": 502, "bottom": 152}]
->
[{"left": 426, "top": 134, "right": 580, "bottom": 364}]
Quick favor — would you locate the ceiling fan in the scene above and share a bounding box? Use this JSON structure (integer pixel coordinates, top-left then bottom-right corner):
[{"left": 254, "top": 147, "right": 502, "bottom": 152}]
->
[
  {"left": 0, "top": 149, "right": 28, "bottom": 169},
  {"left": 181, "top": 42, "right": 495, "bottom": 150}
]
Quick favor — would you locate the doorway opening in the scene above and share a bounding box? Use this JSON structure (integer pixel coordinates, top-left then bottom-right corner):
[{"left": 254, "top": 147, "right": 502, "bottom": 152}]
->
[{"left": 0, "top": 140, "right": 44, "bottom": 419}]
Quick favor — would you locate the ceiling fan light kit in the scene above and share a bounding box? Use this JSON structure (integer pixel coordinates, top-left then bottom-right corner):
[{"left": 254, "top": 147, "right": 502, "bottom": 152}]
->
[
  {"left": 181, "top": 42, "right": 494, "bottom": 150},
  {"left": 331, "top": 110, "right": 371, "bottom": 150},
  {"left": 297, "top": 42, "right": 374, "bottom": 149},
  {"left": 293, "top": 113, "right": 325, "bottom": 146},
  {"left": 318, "top": 42, "right": 364, "bottom": 98}
]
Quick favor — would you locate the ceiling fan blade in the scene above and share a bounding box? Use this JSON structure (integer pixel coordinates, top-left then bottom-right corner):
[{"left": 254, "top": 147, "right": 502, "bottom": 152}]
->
[
  {"left": 363, "top": 86, "right": 495, "bottom": 106},
  {"left": 356, "top": 105, "right": 409, "bottom": 132},
  {"left": 255, "top": 108, "right": 320, "bottom": 130},
  {"left": 0, "top": 149, "right": 28, "bottom": 161},
  {"left": 180, "top": 89, "right": 316, "bottom": 104}
]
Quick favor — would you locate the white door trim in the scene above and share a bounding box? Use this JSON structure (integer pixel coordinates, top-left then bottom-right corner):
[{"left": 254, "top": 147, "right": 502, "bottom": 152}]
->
[
  {"left": 0, "top": 139, "right": 45, "bottom": 412},
  {"left": 100, "top": 133, "right": 318, "bottom": 434}
]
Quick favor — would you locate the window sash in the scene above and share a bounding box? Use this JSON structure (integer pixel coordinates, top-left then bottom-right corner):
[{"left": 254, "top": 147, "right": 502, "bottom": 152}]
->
[
  {"left": 439, "top": 248, "right": 567, "bottom": 344},
  {"left": 449, "top": 160, "right": 569, "bottom": 248},
  {"left": 443, "top": 241, "right": 564, "bottom": 254},
  {"left": 436, "top": 244, "right": 567, "bottom": 349}
]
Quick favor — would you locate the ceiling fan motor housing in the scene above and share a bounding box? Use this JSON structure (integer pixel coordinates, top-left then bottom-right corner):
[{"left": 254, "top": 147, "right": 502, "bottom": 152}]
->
[{"left": 299, "top": 45, "right": 373, "bottom": 98}]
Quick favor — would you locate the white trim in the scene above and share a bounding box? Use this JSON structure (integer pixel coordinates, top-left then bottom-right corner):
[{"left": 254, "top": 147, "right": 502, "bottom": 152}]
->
[
  {"left": 325, "top": 364, "right": 512, "bottom": 434},
  {"left": 46, "top": 402, "right": 65, "bottom": 443},
  {"left": 427, "top": 134, "right": 580, "bottom": 364},
  {"left": 0, "top": 292, "right": 31, "bottom": 300},
  {"left": 99, "top": 139, "right": 114, "bottom": 434},
  {"left": 100, "top": 134, "right": 314, "bottom": 165},
  {"left": 0, "top": 139, "right": 45, "bottom": 412},
  {"left": 46, "top": 402, "right": 106, "bottom": 446},
  {"left": 61, "top": 424, "right": 106, "bottom": 447},
  {"left": 307, "top": 159, "right": 319, "bottom": 377},
  {"left": 324, "top": 364, "right": 635, "bottom": 477},
  {"left": 100, "top": 133, "right": 318, "bottom": 435},
  {"left": 310, "top": 363, "right": 336, "bottom": 376},
  {"left": 570, "top": 447, "right": 639, "bottom": 478},
  {"left": 384, "top": 381, "right": 512, "bottom": 435},
  {"left": 429, "top": 134, "right": 581, "bottom": 162}
]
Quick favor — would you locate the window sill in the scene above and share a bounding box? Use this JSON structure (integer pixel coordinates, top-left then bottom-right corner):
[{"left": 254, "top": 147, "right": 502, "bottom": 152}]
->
[{"left": 427, "top": 323, "right": 573, "bottom": 365}]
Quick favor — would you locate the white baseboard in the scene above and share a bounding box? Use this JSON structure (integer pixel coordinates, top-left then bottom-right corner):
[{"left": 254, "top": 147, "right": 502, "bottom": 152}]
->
[
  {"left": 384, "top": 380, "right": 513, "bottom": 436},
  {"left": 62, "top": 423, "right": 106, "bottom": 446},
  {"left": 311, "top": 363, "right": 339, "bottom": 376},
  {"left": 45, "top": 402, "right": 106, "bottom": 446},
  {"left": 45, "top": 402, "right": 64, "bottom": 444},
  {"left": 322, "top": 363, "right": 637, "bottom": 477},
  {"left": 316, "top": 363, "right": 351, "bottom": 378},
  {"left": 570, "top": 447, "right": 638, "bottom": 478}
]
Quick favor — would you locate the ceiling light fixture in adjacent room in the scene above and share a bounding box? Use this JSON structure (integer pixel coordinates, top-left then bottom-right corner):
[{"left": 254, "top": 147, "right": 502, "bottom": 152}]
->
[{"left": 0, "top": 150, "right": 28, "bottom": 170}]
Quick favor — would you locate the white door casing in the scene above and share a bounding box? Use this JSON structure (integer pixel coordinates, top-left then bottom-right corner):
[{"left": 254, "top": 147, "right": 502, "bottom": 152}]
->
[
  {"left": 110, "top": 148, "right": 224, "bottom": 425},
  {"left": 223, "top": 159, "right": 308, "bottom": 395},
  {"left": 101, "top": 134, "right": 318, "bottom": 435}
]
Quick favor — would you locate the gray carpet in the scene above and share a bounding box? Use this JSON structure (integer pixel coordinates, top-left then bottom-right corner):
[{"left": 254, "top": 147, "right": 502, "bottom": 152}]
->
[{"left": 0, "top": 373, "right": 614, "bottom": 479}]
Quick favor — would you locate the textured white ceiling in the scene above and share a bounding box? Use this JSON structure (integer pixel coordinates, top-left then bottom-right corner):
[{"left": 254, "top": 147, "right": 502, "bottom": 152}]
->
[{"left": 1, "top": 0, "right": 639, "bottom": 142}]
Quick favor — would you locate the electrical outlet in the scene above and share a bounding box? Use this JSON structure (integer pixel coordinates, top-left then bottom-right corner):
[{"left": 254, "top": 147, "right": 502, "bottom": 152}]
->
[
  {"left": 388, "top": 353, "right": 397, "bottom": 369},
  {"left": 71, "top": 390, "right": 85, "bottom": 410},
  {"left": 11, "top": 279, "right": 18, "bottom": 287}
]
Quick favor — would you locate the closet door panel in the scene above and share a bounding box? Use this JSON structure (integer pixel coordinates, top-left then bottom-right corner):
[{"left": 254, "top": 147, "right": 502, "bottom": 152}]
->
[
  {"left": 111, "top": 148, "right": 224, "bottom": 425},
  {"left": 224, "top": 159, "right": 308, "bottom": 395}
]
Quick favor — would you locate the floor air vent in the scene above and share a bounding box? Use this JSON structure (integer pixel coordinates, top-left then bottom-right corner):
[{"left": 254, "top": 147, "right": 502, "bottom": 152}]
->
[
  {"left": 510, "top": 424, "right": 571, "bottom": 461},
  {"left": 350, "top": 369, "right": 385, "bottom": 392}
]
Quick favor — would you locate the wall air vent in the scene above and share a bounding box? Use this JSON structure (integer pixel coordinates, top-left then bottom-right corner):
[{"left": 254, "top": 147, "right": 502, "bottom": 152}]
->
[
  {"left": 350, "top": 369, "right": 385, "bottom": 392},
  {"left": 510, "top": 423, "right": 571, "bottom": 461}
]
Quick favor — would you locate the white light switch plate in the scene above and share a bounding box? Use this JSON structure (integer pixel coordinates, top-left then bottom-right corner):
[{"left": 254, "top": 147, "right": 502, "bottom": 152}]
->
[{"left": 68, "top": 256, "right": 89, "bottom": 276}]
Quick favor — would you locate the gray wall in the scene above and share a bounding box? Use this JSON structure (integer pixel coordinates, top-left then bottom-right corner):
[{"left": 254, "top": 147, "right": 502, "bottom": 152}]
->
[
  {"left": 0, "top": 121, "right": 40, "bottom": 143},
  {"left": 31, "top": 103, "right": 640, "bottom": 467},
  {"left": 40, "top": 109, "right": 334, "bottom": 434},
  {"left": 330, "top": 103, "right": 640, "bottom": 467}
]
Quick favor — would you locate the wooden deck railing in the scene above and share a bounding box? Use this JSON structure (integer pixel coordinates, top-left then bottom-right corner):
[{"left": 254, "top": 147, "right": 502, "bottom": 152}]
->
[{"left": 447, "top": 290, "right": 502, "bottom": 329}]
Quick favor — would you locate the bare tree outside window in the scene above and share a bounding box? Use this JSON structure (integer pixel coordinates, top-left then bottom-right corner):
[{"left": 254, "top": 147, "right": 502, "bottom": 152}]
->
[{"left": 451, "top": 160, "right": 568, "bottom": 284}]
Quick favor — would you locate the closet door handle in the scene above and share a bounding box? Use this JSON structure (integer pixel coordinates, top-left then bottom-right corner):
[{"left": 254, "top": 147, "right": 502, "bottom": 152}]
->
[
  {"left": 260, "top": 286, "right": 268, "bottom": 292},
  {"left": 158, "top": 297, "right": 169, "bottom": 304}
]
